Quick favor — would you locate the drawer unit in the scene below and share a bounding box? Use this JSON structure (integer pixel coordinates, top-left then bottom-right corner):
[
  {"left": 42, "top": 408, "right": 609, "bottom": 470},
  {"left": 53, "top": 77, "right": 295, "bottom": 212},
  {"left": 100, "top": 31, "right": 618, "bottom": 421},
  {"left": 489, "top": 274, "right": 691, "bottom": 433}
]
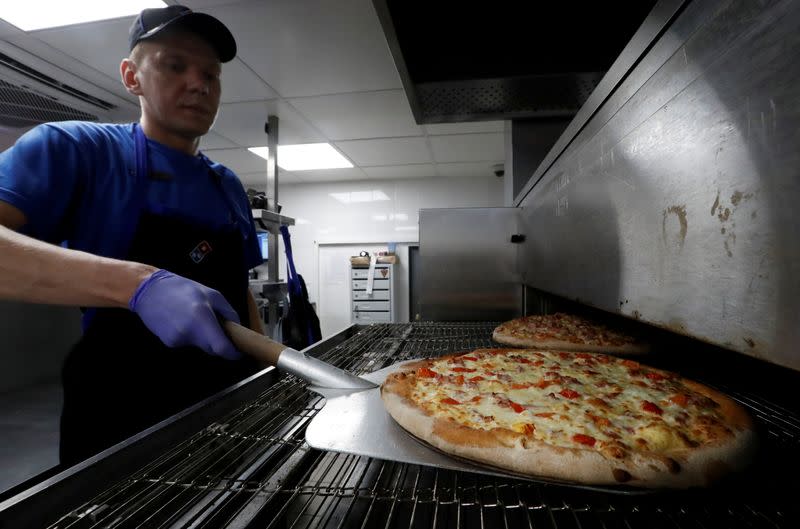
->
[
  {"left": 351, "top": 268, "right": 392, "bottom": 280},
  {"left": 352, "top": 279, "right": 390, "bottom": 290},
  {"left": 351, "top": 311, "right": 391, "bottom": 323},
  {"left": 353, "top": 290, "right": 390, "bottom": 301},
  {"left": 353, "top": 301, "right": 390, "bottom": 312},
  {"left": 350, "top": 263, "right": 395, "bottom": 324}
]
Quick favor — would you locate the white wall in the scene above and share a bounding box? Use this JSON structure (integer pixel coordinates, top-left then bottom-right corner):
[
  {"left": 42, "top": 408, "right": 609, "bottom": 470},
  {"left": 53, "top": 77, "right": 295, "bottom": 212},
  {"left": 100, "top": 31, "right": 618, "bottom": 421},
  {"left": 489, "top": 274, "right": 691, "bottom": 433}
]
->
[{"left": 275, "top": 175, "right": 504, "bottom": 335}]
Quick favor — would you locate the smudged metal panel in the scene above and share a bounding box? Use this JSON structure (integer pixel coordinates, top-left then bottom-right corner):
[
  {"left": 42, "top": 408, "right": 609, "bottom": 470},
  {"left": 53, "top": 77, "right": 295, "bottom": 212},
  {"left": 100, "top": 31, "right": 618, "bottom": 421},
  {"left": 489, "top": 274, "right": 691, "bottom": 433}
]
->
[{"left": 517, "top": 0, "right": 800, "bottom": 370}]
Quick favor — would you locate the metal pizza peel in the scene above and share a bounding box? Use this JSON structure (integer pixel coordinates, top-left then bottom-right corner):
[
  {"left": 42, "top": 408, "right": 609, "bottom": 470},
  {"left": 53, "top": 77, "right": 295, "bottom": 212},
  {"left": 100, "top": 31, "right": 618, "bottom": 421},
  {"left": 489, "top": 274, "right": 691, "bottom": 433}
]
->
[
  {"left": 224, "top": 322, "right": 526, "bottom": 480},
  {"left": 225, "top": 322, "right": 648, "bottom": 492}
]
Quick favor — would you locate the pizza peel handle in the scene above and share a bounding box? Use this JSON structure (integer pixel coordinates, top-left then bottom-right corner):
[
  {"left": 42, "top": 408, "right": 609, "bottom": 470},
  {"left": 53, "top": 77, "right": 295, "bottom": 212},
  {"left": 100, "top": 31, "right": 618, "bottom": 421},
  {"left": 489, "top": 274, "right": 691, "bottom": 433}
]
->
[{"left": 223, "top": 321, "right": 377, "bottom": 391}]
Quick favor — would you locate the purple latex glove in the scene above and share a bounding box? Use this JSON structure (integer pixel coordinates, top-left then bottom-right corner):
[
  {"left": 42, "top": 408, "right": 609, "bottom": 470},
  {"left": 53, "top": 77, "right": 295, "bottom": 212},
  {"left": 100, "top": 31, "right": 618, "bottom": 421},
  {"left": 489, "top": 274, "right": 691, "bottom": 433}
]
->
[{"left": 129, "top": 269, "right": 241, "bottom": 360}]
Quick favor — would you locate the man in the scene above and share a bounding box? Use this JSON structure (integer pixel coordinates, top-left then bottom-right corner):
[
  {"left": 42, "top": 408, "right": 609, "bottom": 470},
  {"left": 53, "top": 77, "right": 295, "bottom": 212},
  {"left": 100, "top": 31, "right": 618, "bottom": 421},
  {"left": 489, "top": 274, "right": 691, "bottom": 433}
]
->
[{"left": 0, "top": 5, "right": 265, "bottom": 465}]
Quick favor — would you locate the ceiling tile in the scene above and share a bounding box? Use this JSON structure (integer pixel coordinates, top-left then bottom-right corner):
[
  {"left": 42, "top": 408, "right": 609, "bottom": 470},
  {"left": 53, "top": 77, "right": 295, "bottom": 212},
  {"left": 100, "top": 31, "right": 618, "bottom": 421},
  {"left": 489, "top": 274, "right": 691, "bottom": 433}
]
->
[
  {"left": 0, "top": 19, "right": 24, "bottom": 37},
  {"left": 199, "top": 131, "right": 238, "bottom": 150},
  {"left": 30, "top": 17, "right": 132, "bottom": 88},
  {"left": 429, "top": 133, "right": 505, "bottom": 163},
  {"left": 436, "top": 162, "right": 505, "bottom": 178},
  {"left": 221, "top": 60, "right": 279, "bottom": 103},
  {"left": 424, "top": 121, "right": 505, "bottom": 136},
  {"left": 335, "top": 137, "right": 431, "bottom": 166},
  {"left": 210, "top": 0, "right": 401, "bottom": 97},
  {"left": 212, "top": 100, "right": 325, "bottom": 146},
  {"left": 362, "top": 164, "right": 436, "bottom": 179},
  {"left": 203, "top": 148, "right": 268, "bottom": 174},
  {"left": 292, "top": 167, "right": 368, "bottom": 183},
  {"left": 289, "top": 90, "right": 421, "bottom": 140}
]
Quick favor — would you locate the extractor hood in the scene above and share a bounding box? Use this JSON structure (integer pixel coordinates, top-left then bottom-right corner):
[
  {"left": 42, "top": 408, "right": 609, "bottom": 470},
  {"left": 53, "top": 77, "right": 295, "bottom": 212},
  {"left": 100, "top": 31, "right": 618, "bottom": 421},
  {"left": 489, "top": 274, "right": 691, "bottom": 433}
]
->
[{"left": 372, "top": 1, "right": 659, "bottom": 124}]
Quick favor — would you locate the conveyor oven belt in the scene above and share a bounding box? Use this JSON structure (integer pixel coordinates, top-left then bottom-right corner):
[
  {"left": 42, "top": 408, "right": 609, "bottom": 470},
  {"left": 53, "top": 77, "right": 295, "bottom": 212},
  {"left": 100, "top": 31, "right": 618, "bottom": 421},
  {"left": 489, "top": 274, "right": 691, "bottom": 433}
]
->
[{"left": 3, "top": 322, "right": 800, "bottom": 528}]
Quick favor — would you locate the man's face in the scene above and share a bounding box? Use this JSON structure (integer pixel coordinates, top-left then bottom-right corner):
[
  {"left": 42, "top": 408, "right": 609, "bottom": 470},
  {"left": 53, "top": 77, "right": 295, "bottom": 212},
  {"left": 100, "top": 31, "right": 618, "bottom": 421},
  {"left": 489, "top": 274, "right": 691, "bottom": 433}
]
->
[{"left": 132, "top": 31, "right": 222, "bottom": 140}]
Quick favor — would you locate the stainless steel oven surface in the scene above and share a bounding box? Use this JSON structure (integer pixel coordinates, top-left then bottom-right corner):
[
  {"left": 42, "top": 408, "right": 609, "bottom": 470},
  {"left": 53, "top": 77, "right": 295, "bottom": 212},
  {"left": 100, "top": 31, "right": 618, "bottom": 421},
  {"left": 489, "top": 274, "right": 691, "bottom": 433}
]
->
[{"left": 2, "top": 323, "right": 797, "bottom": 528}]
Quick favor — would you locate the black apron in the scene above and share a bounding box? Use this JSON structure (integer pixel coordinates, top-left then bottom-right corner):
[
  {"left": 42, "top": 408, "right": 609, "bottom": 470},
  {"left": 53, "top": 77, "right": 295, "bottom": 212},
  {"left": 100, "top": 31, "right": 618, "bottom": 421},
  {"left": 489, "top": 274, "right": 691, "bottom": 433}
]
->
[{"left": 60, "top": 125, "right": 258, "bottom": 466}]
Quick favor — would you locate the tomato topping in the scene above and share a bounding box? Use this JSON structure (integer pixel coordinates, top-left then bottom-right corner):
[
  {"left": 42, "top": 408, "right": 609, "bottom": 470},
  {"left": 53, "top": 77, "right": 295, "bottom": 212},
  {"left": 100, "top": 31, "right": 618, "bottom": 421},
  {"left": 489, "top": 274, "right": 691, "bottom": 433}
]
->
[
  {"left": 511, "top": 383, "right": 531, "bottom": 389},
  {"left": 573, "top": 434, "right": 596, "bottom": 447},
  {"left": 470, "top": 395, "right": 482, "bottom": 402},
  {"left": 534, "top": 379, "right": 554, "bottom": 389},
  {"left": 440, "top": 397, "right": 461, "bottom": 405},
  {"left": 469, "top": 376, "right": 485, "bottom": 382},
  {"left": 522, "top": 423, "right": 535, "bottom": 435},
  {"left": 642, "top": 400, "right": 663, "bottom": 415},
  {"left": 534, "top": 412, "right": 555, "bottom": 418},
  {"left": 559, "top": 389, "right": 580, "bottom": 399},
  {"left": 533, "top": 360, "right": 545, "bottom": 366},
  {"left": 670, "top": 394, "right": 689, "bottom": 407},
  {"left": 645, "top": 372, "right": 665, "bottom": 381},
  {"left": 597, "top": 356, "right": 612, "bottom": 364},
  {"left": 452, "top": 367, "right": 476, "bottom": 373},
  {"left": 622, "top": 360, "right": 640, "bottom": 369},
  {"left": 462, "top": 356, "right": 478, "bottom": 361},
  {"left": 454, "top": 375, "right": 465, "bottom": 385},
  {"left": 586, "top": 412, "right": 611, "bottom": 427},
  {"left": 417, "top": 367, "right": 438, "bottom": 378},
  {"left": 575, "top": 353, "right": 593, "bottom": 359},
  {"left": 515, "top": 357, "right": 532, "bottom": 364},
  {"left": 559, "top": 352, "right": 571, "bottom": 359},
  {"left": 508, "top": 400, "right": 525, "bottom": 413}
]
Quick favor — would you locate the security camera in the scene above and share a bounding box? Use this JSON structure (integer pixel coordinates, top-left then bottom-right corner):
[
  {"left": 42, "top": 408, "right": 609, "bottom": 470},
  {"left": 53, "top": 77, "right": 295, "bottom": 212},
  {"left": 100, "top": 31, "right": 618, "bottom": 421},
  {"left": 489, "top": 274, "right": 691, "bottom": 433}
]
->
[{"left": 492, "top": 164, "right": 505, "bottom": 177}]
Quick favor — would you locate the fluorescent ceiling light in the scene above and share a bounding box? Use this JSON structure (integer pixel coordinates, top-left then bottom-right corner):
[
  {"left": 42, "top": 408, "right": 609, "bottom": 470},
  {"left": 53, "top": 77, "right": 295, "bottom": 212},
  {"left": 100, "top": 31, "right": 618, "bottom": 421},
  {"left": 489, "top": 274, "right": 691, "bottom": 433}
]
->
[
  {"left": 371, "top": 213, "right": 408, "bottom": 222},
  {"left": 329, "top": 191, "right": 390, "bottom": 204},
  {"left": 295, "top": 218, "right": 311, "bottom": 225},
  {"left": 0, "top": 1, "right": 166, "bottom": 31},
  {"left": 248, "top": 144, "right": 353, "bottom": 171}
]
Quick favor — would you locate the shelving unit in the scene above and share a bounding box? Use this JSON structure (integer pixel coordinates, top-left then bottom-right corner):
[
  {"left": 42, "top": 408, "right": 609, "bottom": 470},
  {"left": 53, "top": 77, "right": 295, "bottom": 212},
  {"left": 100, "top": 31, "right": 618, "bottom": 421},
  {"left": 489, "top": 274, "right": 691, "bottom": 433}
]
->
[
  {"left": 350, "top": 263, "right": 395, "bottom": 323},
  {"left": 249, "top": 115, "right": 293, "bottom": 338}
]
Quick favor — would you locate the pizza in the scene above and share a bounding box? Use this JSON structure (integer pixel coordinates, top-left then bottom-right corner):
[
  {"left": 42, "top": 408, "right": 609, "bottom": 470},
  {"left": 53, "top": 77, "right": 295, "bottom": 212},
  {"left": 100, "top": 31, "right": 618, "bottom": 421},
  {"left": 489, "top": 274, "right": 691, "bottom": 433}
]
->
[
  {"left": 380, "top": 348, "right": 756, "bottom": 488},
  {"left": 493, "top": 313, "right": 649, "bottom": 354}
]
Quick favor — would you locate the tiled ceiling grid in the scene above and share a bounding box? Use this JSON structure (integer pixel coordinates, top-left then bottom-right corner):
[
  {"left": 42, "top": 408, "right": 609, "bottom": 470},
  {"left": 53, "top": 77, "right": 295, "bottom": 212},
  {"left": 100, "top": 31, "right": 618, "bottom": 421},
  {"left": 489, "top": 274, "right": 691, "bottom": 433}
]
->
[{"left": 0, "top": 0, "right": 505, "bottom": 188}]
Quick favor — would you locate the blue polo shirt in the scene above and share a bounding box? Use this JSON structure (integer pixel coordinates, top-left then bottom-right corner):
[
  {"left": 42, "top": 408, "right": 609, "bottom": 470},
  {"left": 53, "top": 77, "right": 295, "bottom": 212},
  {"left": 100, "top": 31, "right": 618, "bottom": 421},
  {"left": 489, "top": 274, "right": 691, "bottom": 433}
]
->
[{"left": 0, "top": 121, "right": 262, "bottom": 268}]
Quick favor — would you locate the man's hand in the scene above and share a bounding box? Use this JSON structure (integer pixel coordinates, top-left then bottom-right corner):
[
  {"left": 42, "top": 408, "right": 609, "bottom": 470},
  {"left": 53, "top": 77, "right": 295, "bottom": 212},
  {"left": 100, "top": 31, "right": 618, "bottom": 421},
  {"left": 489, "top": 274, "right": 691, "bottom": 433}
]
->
[{"left": 129, "top": 269, "right": 241, "bottom": 360}]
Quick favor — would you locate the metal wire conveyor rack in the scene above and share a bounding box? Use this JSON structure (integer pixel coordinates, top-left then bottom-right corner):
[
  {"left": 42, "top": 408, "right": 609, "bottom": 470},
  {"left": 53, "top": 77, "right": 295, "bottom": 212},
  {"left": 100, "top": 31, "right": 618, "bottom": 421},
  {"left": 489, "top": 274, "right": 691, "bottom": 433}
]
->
[{"left": 21, "top": 324, "right": 800, "bottom": 528}]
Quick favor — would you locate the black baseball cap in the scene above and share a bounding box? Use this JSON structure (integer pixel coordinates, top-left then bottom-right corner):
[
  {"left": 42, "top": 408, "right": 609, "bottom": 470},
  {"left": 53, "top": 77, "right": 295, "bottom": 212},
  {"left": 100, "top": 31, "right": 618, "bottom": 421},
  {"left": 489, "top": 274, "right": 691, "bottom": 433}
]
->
[{"left": 129, "top": 5, "right": 236, "bottom": 63}]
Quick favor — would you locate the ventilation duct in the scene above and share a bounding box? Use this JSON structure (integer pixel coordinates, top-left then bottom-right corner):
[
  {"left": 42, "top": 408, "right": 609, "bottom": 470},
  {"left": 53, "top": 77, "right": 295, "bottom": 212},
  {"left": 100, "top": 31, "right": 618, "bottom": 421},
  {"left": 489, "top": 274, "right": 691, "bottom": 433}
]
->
[{"left": 0, "top": 49, "right": 118, "bottom": 128}]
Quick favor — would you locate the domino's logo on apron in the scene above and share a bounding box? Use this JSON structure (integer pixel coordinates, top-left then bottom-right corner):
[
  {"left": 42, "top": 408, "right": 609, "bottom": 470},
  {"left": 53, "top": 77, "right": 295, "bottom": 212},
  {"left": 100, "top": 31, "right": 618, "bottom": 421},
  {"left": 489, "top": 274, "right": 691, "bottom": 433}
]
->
[{"left": 189, "top": 240, "right": 213, "bottom": 263}]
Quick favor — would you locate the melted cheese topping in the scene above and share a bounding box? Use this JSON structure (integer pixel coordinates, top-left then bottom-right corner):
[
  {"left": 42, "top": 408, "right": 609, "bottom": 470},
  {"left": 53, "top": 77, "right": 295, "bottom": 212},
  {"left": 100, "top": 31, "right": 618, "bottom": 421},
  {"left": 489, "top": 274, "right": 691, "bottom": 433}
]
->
[
  {"left": 408, "top": 350, "right": 730, "bottom": 456},
  {"left": 501, "top": 313, "right": 638, "bottom": 346}
]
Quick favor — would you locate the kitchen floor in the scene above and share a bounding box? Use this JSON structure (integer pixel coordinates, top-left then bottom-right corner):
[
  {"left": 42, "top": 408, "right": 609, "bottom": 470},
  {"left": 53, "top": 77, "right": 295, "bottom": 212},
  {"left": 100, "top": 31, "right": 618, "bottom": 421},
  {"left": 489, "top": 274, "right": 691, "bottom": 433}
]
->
[{"left": 0, "top": 379, "right": 62, "bottom": 495}]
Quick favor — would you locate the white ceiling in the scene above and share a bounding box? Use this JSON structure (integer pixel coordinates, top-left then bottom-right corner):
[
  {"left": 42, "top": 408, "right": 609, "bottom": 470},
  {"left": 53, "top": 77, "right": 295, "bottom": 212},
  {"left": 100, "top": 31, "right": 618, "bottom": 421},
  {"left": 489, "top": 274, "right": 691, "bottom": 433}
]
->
[{"left": 0, "top": 0, "right": 506, "bottom": 185}]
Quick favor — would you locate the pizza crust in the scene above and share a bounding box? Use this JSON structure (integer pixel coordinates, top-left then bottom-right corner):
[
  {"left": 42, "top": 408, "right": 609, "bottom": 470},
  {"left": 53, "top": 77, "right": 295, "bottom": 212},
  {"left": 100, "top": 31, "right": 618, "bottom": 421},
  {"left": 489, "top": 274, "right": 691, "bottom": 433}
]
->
[
  {"left": 381, "top": 356, "right": 757, "bottom": 488},
  {"left": 492, "top": 329, "right": 651, "bottom": 355},
  {"left": 492, "top": 314, "right": 651, "bottom": 355}
]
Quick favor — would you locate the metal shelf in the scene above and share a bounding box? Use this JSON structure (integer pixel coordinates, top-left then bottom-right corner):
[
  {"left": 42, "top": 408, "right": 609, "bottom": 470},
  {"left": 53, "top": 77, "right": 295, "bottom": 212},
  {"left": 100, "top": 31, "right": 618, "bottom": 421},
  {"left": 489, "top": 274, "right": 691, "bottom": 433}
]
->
[{"left": 251, "top": 209, "right": 294, "bottom": 227}]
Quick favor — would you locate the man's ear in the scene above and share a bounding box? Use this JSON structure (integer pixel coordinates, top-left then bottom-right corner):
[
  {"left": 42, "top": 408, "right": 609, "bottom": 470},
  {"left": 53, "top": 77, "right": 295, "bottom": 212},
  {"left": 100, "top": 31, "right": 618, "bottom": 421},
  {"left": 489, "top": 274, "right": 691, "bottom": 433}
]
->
[{"left": 120, "top": 58, "right": 143, "bottom": 96}]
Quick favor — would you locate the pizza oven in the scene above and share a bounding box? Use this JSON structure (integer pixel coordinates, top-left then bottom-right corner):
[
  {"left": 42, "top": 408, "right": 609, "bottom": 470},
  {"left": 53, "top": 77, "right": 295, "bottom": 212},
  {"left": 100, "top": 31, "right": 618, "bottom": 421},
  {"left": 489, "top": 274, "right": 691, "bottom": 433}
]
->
[
  {"left": 2, "top": 0, "right": 800, "bottom": 527},
  {"left": 1, "top": 322, "right": 798, "bottom": 528}
]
